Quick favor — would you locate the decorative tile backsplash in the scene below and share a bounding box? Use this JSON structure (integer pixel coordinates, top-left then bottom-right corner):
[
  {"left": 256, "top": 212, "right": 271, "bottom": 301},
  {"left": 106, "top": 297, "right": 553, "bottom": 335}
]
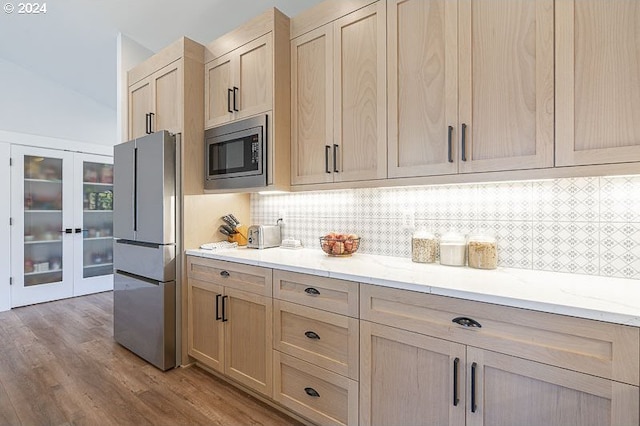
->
[{"left": 250, "top": 176, "right": 640, "bottom": 280}]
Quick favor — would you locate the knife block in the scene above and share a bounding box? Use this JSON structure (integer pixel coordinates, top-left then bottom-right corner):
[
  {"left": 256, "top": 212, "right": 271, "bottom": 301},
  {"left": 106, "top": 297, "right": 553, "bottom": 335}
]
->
[{"left": 228, "top": 225, "right": 248, "bottom": 246}]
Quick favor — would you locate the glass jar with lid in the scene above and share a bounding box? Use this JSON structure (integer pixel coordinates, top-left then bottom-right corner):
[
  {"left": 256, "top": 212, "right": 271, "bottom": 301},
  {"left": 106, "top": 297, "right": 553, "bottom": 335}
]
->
[
  {"left": 411, "top": 230, "right": 438, "bottom": 263},
  {"left": 467, "top": 231, "right": 498, "bottom": 269},
  {"left": 439, "top": 231, "right": 467, "bottom": 266}
]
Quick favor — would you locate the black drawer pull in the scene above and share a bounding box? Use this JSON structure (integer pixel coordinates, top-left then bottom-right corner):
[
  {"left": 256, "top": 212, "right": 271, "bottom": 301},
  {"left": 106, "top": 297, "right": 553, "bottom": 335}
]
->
[
  {"left": 304, "top": 387, "right": 320, "bottom": 398},
  {"left": 220, "top": 270, "right": 230, "bottom": 278},
  {"left": 304, "top": 287, "right": 320, "bottom": 296},
  {"left": 452, "top": 317, "right": 482, "bottom": 328},
  {"left": 304, "top": 331, "right": 320, "bottom": 340}
]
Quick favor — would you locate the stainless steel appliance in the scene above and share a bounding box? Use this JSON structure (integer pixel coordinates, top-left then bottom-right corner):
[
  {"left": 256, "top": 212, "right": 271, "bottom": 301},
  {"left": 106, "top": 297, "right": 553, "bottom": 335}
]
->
[
  {"left": 247, "top": 225, "right": 281, "bottom": 249},
  {"left": 113, "top": 130, "right": 179, "bottom": 371},
  {"left": 204, "top": 114, "right": 267, "bottom": 190}
]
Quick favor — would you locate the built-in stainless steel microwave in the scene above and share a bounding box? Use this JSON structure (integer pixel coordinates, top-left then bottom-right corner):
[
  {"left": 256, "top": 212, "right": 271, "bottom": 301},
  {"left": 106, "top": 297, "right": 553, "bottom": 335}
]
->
[{"left": 204, "top": 115, "right": 267, "bottom": 190}]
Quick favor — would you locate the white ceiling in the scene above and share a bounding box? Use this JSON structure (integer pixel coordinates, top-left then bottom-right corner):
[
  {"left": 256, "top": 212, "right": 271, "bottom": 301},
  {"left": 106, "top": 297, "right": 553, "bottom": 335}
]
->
[{"left": 0, "top": 0, "right": 322, "bottom": 111}]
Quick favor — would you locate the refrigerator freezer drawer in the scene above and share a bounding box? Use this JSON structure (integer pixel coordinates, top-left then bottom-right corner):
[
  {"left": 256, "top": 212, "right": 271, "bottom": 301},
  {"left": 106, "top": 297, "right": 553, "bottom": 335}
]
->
[
  {"left": 114, "top": 239, "right": 175, "bottom": 282},
  {"left": 113, "top": 271, "right": 176, "bottom": 371}
]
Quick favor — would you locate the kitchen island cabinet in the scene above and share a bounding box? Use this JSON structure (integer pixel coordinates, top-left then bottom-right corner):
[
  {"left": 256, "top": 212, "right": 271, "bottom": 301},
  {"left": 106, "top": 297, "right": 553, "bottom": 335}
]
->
[
  {"left": 291, "top": 1, "right": 387, "bottom": 185},
  {"left": 187, "top": 256, "right": 273, "bottom": 397}
]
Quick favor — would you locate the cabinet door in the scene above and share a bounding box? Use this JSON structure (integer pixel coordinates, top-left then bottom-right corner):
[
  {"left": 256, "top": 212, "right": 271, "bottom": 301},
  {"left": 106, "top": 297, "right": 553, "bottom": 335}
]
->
[
  {"left": 128, "top": 78, "right": 152, "bottom": 139},
  {"left": 360, "top": 321, "right": 466, "bottom": 426},
  {"left": 234, "top": 34, "right": 273, "bottom": 121},
  {"left": 333, "top": 2, "right": 387, "bottom": 182},
  {"left": 73, "top": 153, "right": 113, "bottom": 296},
  {"left": 152, "top": 62, "right": 182, "bottom": 134},
  {"left": 188, "top": 278, "right": 224, "bottom": 372},
  {"left": 466, "top": 348, "right": 640, "bottom": 426},
  {"left": 556, "top": 0, "right": 640, "bottom": 166},
  {"left": 291, "top": 25, "right": 335, "bottom": 185},
  {"left": 458, "top": 0, "right": 554, "bottom": 173},
  {"left": 11, "top": 146, "right": 75, "bottom": 308},
  {"left": 224, "top": 287, "right": 273, "bottom": 397},
  {"left": 205, "top": 53, "right": 234, "bottom": 128},
  {"left": 387, "top": 0, "right": 458, "bottom": 178}
]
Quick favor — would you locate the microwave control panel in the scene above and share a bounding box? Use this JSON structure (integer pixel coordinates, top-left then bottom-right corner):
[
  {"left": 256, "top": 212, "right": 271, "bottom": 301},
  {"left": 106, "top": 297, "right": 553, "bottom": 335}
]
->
[{"left": 251, "top": 135, "right": 259, "bottom": 164}]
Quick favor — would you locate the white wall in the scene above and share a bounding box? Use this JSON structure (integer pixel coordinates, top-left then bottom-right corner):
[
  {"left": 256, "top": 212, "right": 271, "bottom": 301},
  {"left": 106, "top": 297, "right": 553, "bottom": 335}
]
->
[
  {"left": 116, "top": 33, "right": 155, "bottom": 143},
  {"left": 0, "top": 58, "right": 117, "bottom": 146},
  {"left": 0, "top": 142, "right": 10, "bottom": 312}
]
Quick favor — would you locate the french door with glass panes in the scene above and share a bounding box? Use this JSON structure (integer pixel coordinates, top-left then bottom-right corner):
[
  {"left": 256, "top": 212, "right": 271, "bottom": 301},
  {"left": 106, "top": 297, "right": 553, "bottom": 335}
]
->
[{"left": 10, "top": 146, "right": 113, "bottom": 307}]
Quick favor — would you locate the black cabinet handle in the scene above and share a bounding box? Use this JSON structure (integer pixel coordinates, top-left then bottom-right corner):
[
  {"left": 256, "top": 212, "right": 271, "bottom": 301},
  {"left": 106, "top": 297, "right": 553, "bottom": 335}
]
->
[
  {"left": 325, "top": 145, "right": 331, "bottom": 173},
  {"left": 304, "top": 331, "right": 320, "bottom": 340},
  {"left": 453, "top": 357, "right": 460, "bottom": 406},
  {"left": 227, "top": 88, "right": 233, "bottom": 113},
  {"left": 304, "top": 387, "right": 320, "bottom": 398},
  {"left": 471, "top": 362, "right": 477, "bottom": 413},
  {"left": 145, "top": 113, "right": 150, "bottom": 134},
  {"left": 148, "top": 112, "right": 154, "bottom": 133},
  {"left": 448, "top": 126, "right": 454, "bottom": 163},
  {"left": 220, "top": 270, "right": 230, "bottom": 278},
  {"left": 333, "top": 144, "right": 339, "bottom": 173},
  {"left": 233, "top": 86, "right": 239, "bottom": 112},
  {"left": 304, "top": 287, "right": 320, "bottom": 296},
  {"left": 215, "top": 294, "right": 222, "bottom": 321},
  {"left": 60, "top": 228, "right": 73, "bottom": 234},
  {"left": 461, "top": 123, "right": 467, "bottom": 162},
  {"left": 452, "top": 317, "right": 482, "bottom": 328},
  {"left": 221, "top": 295, "right": 228, "bottom": 322}
]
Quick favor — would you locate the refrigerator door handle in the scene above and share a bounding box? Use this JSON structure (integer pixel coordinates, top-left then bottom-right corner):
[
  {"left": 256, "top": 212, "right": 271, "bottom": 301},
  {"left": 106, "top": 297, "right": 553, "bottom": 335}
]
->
[
  {"left": 115, "top": 269, "right": 160, "bottom": 286},
  {"left": 133, "top": 146, "right": 138, "bottom": 232}
]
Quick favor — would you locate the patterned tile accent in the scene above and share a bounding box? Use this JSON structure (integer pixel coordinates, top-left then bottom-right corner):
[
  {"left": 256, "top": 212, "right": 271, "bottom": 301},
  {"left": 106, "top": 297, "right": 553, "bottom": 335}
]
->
[{"left": 250, "top": 175, "right": 640, "bottom": 280}]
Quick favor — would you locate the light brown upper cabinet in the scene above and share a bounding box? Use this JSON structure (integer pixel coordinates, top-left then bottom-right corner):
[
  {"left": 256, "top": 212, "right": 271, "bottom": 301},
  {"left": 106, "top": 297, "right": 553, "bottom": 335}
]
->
[
  {"left": 128, "top": 61, "right": 182, "bottom": 140},
  {"left": 204, "top": 8, "right": 291, "bottom": 192},
  {"left": 125, "top": 37, "right": 204, "bottom": 195},
  {"left": 291, "top": 1, "right": 387, "bottom": 185},
  {"left": 205, "top": 34, "right": 273, "bottom": 128},
  {"left": 556, "top": 0, "right": 640, "bottom": 166},
  {"left": 388, "top": 0, "right": 554, "bottom": 178}
]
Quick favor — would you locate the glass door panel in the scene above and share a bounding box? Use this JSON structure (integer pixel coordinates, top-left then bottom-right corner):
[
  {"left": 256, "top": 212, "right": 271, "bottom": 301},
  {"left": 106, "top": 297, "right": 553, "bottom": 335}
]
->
[
  {"left": 23, "top": 155, "right": 64, "bottom": 286},
  {"left": 82, "top": 161, "right": 113, "bottom": 279}
]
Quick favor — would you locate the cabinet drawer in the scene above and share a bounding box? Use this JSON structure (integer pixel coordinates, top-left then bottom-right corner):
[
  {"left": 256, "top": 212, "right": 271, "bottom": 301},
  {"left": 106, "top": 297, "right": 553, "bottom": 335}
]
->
[
  {"left": 187, "top": 256, "right": 272, "bottom": 297},
  {"left": 274, "top": 300, "right": 359, "bottom": 379},
  {"left": 273, "top": 270, "right": 358, "bottom": 317},
  {"left": 361, "top": 284, "right": 640, "bottom": 386},
  {"left": 274, "top": 351, "right": 358, "bottom": 426}
]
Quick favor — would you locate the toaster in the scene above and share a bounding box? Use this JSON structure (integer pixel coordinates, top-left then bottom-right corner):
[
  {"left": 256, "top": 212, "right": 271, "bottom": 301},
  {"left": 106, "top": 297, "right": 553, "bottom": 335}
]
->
[{"left": 247, "top": 225, "right": 281, "bottom": 249}]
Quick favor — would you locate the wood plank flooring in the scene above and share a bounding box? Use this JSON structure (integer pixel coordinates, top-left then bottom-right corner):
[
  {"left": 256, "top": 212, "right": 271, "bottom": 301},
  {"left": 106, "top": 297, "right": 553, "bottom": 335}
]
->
[{"left": 0, "top": 292, "right": 302, "bottom": 426}]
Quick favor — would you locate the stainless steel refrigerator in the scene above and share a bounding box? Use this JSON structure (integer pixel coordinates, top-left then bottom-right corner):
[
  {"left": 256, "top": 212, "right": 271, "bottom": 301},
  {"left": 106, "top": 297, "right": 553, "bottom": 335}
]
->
[{"left": 112, "top": 130, "right": 180, "bottom": 371}]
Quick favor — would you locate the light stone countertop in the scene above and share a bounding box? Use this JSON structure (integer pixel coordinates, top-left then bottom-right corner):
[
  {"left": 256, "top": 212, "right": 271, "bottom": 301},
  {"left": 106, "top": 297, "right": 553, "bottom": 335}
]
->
[{"left": 185, "top": 247, "right": 640, "bottom": 327}]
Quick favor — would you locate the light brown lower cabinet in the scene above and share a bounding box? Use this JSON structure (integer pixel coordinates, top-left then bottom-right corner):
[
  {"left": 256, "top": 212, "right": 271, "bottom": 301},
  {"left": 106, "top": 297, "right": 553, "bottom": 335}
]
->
[
  {"left": 273, "top": 351, "right": 359, "bottom": 426},
  {"left": 187, "top": 257, "right": 273, "bottom": 397}
]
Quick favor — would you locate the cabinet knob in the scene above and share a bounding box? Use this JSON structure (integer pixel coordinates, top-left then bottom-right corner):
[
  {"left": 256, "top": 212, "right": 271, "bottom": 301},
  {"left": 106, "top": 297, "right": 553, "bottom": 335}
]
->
[
  {"left": 452, "top": 317, "right": 482, "bottom": 328},
  {"left": 304, "top": 387, "right": 320, "bottom": 398},
  {"left": 304, "top": 331, "right": 320, "bottom": 340},
  {"left": 304, "top": 287, "right": 320, "bottom": 296}
]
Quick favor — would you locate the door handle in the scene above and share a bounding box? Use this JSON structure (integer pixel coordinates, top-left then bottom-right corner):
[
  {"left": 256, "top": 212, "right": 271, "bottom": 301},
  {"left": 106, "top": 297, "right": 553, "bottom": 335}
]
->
[
  {"left": 133, "top": 147, "right": 138, "bottom": 232},
  {"left": 453, "top": 357, "right": 460, "bottom": 406},
  {"left": 461, "top": 123, "right": 467, "bottom": 162},
  {"left": 60, "top": 228, "right": 73, "bottom": 234},
  {"left": 232, "top": 86, "right": 239, "bottom": 112},
  {"left": 221, "top": 295, "right": 228, "bottom": 322},
  {"left": 215, "top": 294, "right": 222, "bottom": 321},
  {"left": 447, "top": 126, "right": 454, "bottom": 163},
  {"left": 333, "top": 144, "right": 339, "bottom": 173},
  {"left": 145, "top": 113, "right": 150, "bottom": 134},
  {"left": 227, "top": 88, "right": 233, "bottom": 113},
  {"left": 325, "top": 145, "right": 331, "bottom": 173},
  {"left": 471, "top": 362, "right": 478, "bottom": 413},
  {"left": 148, "top": 112, "right": 154, "bottom": 133}
]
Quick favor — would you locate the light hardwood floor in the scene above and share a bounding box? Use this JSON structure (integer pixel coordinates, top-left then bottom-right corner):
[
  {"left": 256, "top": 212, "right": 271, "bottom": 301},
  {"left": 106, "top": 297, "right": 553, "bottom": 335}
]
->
[{"left": 0, "top": 292, "right": 302, "bottom": 426}]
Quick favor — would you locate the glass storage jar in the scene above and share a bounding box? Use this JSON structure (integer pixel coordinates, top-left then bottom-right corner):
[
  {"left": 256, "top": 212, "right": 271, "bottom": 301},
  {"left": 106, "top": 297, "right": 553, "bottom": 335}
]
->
[
  {"left": 439, "top": 231, "right": 467, "bottom": 266},
  {"left": 468, "top": 232, "right": 498, "bottom": 270},
  {"left": 411, "top": 230, "right": 437, "bottom": 263}
]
